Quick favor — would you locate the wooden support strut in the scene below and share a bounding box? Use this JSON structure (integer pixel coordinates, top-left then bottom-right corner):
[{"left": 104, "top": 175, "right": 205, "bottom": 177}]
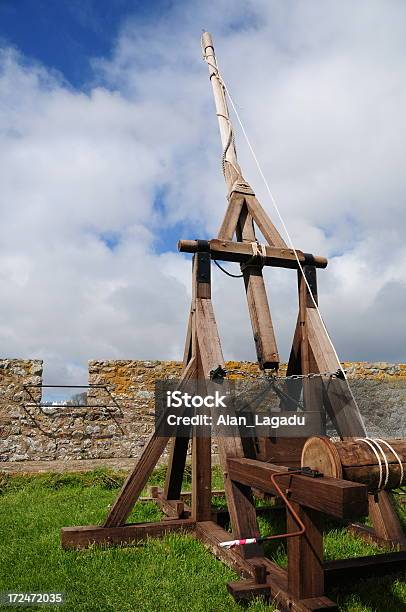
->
[{"left": 236, "top": 202, "right": 279, "bottom": 368}]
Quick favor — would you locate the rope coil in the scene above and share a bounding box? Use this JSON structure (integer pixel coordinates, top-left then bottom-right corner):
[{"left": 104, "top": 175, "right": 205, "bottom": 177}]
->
[{"left": 355, "top": 437, "right": 404, "bottom": 490}]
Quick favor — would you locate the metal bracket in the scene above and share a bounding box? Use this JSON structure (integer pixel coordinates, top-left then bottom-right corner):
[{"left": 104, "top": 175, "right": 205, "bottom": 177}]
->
[
  {"left": 288, "top": 466, "right": 324, "bottom": 478},
  {"left": 196, "top": 250, "right": 211, "bottom": 284},
  {"left": 210, "top": 365, "right": 227, "bottom": 381}
]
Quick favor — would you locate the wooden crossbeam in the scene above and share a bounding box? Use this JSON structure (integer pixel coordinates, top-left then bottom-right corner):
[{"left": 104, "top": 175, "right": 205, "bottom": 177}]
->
[
  {"left": 227, "top": 458, "right": 368, "bottom": 519},
  {"left": 178, "top": 238, "right": 328, "bottom": 269}
]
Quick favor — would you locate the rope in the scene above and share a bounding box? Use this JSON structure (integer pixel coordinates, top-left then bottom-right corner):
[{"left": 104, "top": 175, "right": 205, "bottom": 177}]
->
[
  {"left": 202, "top": 49, "right": 240, "bottom": 178},
  {"left": 202, "top": 47, "right": 365, "bottom": 431},
  {"left": 375, "top": 438, "right": 404, "bottom": 487},
  {"left": 213, "top": 242, "right": 267, "bottom": 278},
  {"left": 356, "top": 438, "right": 385, "bottom": 490},
  {"left": 355, "top": 437, "right": 405, "bottom": 491},
  {"left": 370, "top": 438, "right": 390, "bottom": 489}
]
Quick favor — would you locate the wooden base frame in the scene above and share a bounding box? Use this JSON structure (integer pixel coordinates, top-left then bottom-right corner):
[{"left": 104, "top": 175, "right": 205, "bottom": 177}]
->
[{"left": 61, "top": 462, "right": 406, "bottom": 612}]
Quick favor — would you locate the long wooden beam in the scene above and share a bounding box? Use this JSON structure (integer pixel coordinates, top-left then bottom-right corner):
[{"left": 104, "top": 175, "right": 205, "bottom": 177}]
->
[
  {"left": 195, "top": 296, "right": 263, "bottom": 558},
  {"left": 178, "top": 239, "right": 327, "bottom": 269},
  {"left": 61, "top": 518, "right": 196, "bottom": 550},
  {"left": 227, "top": 458, "right": 368, "bottom": 519},
  {"left": 324, "top": 551, "right": 406, "bottom": 587},
  {"left": 237, "top": 203, "right": 279, "bottom": 368}
]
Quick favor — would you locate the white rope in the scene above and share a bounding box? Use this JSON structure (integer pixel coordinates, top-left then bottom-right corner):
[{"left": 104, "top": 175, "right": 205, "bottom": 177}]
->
[
  {"left": 375, "top": 438, "right": 404, "bottom": 487},
  {"left": 369, "top": 438, "right": 390, "bottom": 489},
  {"left": 204, "top": 54, "right": 365, "bottom": 428},
  {"left": 356, "top": 438, "right": 384, "bottom": 490}
]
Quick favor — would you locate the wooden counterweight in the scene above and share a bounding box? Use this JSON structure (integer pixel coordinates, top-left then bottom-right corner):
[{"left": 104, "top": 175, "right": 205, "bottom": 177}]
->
[{"left": 302, "top": 437, "right": 406, "bottom": 492}]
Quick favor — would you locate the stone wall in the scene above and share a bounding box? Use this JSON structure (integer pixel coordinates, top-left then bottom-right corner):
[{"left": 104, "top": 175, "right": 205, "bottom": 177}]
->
[
  {"left": 0, "top": 359, "right": 43, "bottom": 462},
  {"left": 0, "top": 359, "right": 405, "bottom": 462}
]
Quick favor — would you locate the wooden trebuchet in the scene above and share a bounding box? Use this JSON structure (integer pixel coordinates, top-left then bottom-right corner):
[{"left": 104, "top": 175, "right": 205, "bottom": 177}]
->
[
  {"left": 61, "top": 31, "right": 406, "bottom": 611},
  {"left": 302, "top": 437, "right": 406, "bottom": 492}
]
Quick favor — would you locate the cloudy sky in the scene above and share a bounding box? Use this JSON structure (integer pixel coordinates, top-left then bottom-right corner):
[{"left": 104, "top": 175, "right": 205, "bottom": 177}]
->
[{"left": 0, "top": 0, "right": 405, "bottom": 385}]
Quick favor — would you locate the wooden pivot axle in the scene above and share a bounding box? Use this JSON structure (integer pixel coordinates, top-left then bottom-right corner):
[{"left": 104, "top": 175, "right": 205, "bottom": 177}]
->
[{"left": 178, "top": 238, "right": 328, "bottom": 269}]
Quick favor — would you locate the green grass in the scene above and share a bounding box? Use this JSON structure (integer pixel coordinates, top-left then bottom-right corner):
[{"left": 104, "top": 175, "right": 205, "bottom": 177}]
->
[{"left": 0, "top": 468, "right": 405, "bottom": 612}]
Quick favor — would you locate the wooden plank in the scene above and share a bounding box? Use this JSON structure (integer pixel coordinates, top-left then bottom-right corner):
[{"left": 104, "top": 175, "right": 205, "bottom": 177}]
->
[
  {"left": 104, "top": 357, "right": 197, "bottom": 527},
  {"left": 227, "top": 458, "right": 368, "bottom": 519},
  {"left": 245, "top": 194, "right": 287, "bottom": 248},
  {"left": 178, "top": 239, "right": 328, "bottom": 269},
  {"left": 61, "top": 518, "right": 196, "bottom": 550},
  {"left": 217, "top": 193, "right": 245, "bottom": 240},
  {"left": 237, "top": 203, "right": 279, "bottom": 369},
  {"left": 324, "top": 551, "right": 406, "bottom": 587},
  {"left": 287, "top": 503, "right": 324, "bottom": 599}
]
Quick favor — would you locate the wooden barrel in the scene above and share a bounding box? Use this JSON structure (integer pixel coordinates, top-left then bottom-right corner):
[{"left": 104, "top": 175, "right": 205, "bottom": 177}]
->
[{"left": 301, "top": 437, "right": 406, "bottom": 491}]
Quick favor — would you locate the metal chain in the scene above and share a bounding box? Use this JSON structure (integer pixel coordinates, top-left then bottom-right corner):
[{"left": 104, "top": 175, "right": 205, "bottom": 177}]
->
[{"left": 224, "top": 369, "right": 344, "bottom": 380}]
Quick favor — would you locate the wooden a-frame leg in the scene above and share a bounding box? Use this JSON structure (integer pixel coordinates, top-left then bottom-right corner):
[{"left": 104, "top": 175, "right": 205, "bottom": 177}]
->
[
  {"left": 104, "top": 357, "right": 197, "bottom": 527},
  {"left": 298, "top": 268, "right": 324, "bottom": 434},
  {"left": 164, "top": 306, "right": 195, "bottom": 500},
  {"left": 195, "top": 296, "right": 262, "bottom": 558},
  {"left": 368, "top": 491, "right": 406, "bottom": 547},
  {"left": 192, "top": 348, "right": 212, "bottom": 521},
  {"left": 164, "top": 436, "right": 190, "bottom": 500}
]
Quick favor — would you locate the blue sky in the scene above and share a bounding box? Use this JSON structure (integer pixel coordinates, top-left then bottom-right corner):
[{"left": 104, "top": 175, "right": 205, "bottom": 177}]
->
[
  {"left": 0, "top": 0, "right": 171, "bottom": 87},
  {"left": 1, "top": 1, "right": 406, "bottom": 384}
]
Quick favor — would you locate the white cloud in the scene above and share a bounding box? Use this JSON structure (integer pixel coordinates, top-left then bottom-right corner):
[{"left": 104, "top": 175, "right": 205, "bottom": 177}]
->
[{"left": 1, "top": 0, "right": 406, "bottom": 386}]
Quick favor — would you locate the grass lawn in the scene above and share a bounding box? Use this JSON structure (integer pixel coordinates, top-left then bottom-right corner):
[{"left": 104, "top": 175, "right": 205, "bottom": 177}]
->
[{"left": 0, "top": 467, "right": 405, "bottom": 612}]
